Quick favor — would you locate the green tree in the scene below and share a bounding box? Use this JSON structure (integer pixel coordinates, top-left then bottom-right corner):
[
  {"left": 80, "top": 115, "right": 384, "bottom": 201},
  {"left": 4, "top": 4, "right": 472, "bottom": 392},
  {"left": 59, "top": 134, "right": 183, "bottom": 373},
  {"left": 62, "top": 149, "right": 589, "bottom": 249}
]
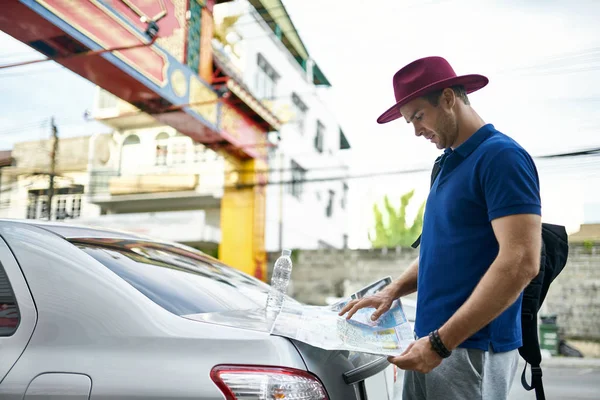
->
[{"left": 368, "top": 190, "right": 425, "bottom": 248}]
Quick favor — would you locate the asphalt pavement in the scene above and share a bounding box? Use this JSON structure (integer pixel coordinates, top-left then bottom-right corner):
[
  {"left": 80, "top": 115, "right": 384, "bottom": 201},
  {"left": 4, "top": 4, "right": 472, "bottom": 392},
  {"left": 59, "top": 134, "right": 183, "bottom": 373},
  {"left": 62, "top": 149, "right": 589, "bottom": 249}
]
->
[
  {"left": 509, "top": 365, "right": 600, "bottom": 400},
  {"left": 393, "top": 359, "right": 600, "bottom": 400}
]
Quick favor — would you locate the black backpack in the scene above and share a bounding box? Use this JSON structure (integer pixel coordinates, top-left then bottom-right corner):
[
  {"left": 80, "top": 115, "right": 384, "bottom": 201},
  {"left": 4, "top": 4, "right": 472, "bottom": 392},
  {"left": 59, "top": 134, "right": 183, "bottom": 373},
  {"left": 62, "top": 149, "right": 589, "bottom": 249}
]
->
[{"left": 411, "top": 156, "right": 569, "bottom": 400}]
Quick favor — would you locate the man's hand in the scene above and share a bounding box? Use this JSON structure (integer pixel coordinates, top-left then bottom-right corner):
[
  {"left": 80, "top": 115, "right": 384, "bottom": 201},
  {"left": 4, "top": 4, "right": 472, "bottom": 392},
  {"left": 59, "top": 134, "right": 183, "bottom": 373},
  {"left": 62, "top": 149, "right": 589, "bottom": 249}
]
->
[
  {"left": 338, "top": 289, "right": 396, "bottom": 321},
  {"left": 387, "top": 337, "right": 442, "bottom": 373}
]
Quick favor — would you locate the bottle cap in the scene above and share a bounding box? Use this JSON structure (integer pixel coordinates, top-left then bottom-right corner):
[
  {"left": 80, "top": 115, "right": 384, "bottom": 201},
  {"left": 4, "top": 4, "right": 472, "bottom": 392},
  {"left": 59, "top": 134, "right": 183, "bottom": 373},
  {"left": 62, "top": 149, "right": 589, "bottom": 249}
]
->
[{"left": 282, "top": 249, "right": 292, "bottom": 256}]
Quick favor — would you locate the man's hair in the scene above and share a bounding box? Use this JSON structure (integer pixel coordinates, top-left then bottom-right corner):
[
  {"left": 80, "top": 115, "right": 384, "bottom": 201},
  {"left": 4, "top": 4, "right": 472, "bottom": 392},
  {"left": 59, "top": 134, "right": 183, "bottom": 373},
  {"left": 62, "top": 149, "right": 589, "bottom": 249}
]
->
[{"left": 422, "top": 85, "right": 470, "bottom": 107}]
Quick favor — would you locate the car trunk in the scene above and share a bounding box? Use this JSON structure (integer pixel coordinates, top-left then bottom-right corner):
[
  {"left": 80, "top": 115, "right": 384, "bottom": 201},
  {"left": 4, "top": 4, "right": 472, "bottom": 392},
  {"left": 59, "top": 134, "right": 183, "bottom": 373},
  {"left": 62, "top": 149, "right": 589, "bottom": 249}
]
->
[{"left": 184, "top": 307, "right": 397, "bottom": 399}]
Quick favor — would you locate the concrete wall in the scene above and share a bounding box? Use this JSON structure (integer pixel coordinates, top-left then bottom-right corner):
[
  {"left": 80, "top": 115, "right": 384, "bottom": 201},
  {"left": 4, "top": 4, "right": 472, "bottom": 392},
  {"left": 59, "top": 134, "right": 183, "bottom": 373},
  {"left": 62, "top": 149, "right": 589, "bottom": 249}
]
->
[
  {"left": 267, "top": 247, "right": 420, "bottom": 306},
  {"left": 544, "top": 243, "right": 600, "bottom": 340},
  {"left": 269, "top": 243, "right": 600, "bottom": 340}
]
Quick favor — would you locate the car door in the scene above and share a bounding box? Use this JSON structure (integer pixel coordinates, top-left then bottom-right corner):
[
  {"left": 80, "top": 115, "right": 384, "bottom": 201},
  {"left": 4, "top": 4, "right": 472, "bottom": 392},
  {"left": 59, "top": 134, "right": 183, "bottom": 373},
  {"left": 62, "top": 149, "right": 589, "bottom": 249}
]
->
[{"left": 0, "top": 235, "right": 37, "bottom": 397}]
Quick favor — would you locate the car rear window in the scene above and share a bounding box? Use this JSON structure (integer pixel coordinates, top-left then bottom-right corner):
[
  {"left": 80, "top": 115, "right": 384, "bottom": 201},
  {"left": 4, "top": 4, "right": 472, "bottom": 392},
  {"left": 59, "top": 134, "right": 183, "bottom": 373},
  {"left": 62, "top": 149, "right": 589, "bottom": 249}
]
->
[{"left": 76, "top": 242, "right": 271, "bottom": 316}]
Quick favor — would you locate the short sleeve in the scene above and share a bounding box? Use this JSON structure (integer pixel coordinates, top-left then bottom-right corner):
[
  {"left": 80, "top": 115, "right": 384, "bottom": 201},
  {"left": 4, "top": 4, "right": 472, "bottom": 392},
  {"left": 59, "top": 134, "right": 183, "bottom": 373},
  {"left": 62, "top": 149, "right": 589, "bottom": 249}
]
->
[{"left": 482, "top": 147, "right": 541, "bottom": 221}]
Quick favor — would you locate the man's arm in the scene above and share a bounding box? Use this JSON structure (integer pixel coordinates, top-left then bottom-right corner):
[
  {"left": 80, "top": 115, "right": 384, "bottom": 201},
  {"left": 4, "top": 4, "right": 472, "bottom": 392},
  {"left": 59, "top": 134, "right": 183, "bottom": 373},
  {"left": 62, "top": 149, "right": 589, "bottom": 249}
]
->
[
  {"left": 340, "top": 256, "right": 419, "bottom": 320},
  {"left": 438, "top": 213, "right": 541, "bottom": 350},
  {"left": 387, "top": 256, "right": 419, "bottom": 298}
]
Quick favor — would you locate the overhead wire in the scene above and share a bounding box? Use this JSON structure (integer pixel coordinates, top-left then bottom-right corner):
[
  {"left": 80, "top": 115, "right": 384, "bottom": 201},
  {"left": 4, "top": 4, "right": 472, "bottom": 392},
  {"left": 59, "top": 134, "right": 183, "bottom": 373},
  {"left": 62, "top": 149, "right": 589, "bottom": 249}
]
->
[{"left": 1, "top": 3, "right": 599, "bottom": 180}]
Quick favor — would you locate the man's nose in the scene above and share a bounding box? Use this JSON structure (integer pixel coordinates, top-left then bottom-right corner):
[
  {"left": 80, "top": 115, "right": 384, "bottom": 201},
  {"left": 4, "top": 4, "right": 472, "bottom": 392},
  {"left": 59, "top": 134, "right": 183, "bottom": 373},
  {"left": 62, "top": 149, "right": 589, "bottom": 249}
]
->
[{"left": 414, "top": 125, "right": 424, "bottom": 137}]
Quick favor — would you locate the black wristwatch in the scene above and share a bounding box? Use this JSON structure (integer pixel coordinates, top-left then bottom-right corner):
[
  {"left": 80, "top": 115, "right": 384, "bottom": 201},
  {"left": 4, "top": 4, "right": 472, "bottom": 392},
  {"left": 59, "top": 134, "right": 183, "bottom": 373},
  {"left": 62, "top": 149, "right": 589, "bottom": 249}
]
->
[{"left": 429, "top": 329, "right": 452, "bottom": 358}]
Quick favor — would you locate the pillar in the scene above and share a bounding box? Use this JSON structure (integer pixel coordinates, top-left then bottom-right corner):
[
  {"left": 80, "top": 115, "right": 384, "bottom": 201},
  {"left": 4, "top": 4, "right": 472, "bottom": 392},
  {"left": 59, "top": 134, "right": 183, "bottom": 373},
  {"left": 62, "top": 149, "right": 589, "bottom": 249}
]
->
[{"left": 219, "top": 156, "right": 268, "bottom": 281}]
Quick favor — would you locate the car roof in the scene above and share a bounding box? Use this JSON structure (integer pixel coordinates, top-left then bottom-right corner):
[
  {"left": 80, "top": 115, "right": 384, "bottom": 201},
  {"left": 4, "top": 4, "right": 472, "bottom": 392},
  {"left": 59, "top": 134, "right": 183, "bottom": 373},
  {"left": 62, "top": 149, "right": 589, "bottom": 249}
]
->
[{"left": 0, "top": 218, "right": 147, "bottom": 240}]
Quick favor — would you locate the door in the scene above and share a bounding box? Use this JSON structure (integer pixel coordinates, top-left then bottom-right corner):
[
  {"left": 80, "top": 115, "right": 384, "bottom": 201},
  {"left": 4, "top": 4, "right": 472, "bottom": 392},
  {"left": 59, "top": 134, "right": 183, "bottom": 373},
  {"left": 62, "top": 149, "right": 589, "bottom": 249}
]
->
[{"left": 0, "top": 236, "right": 37, "bottom": 386}]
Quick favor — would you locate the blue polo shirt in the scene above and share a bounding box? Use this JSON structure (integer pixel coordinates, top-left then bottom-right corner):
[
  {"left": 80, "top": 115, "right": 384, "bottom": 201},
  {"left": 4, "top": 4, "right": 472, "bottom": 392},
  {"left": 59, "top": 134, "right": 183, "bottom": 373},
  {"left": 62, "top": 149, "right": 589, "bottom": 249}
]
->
[{"left": 415, "top": 123, "right": 541, "bottom": 352}]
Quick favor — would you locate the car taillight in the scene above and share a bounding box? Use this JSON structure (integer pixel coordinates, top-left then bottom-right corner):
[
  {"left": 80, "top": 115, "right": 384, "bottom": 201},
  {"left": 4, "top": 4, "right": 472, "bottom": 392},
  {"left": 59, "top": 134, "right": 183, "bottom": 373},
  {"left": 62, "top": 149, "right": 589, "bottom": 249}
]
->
[{"left": 211, "top": 365, "right": 329, "bottom": 400}]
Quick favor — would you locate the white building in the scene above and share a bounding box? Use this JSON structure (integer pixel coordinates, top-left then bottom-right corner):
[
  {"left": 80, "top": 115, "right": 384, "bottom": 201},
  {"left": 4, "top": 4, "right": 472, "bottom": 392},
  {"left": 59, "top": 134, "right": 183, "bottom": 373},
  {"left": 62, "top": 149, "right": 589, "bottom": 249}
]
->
[{"left": 213, "top": 0, "right": 352, "bottom": 250}]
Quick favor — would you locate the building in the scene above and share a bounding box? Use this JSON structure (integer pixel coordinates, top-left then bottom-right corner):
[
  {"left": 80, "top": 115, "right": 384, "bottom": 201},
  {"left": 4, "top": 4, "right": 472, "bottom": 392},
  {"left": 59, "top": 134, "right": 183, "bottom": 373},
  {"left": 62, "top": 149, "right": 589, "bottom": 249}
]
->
[
  {"left": 83, "top": 0, "right": 350, "bottom": 257},
  {"left": 0, "top": 136, "right": 101, "bottom": 222},
  {"left": 83, "top": 127, "right": 224, "bottom": 256},
  {"left": 212, "top": 0, "right": 352, "bottom": 251},
  {"left": 4, "top": 0, "right": 350, "bottom": 277}
]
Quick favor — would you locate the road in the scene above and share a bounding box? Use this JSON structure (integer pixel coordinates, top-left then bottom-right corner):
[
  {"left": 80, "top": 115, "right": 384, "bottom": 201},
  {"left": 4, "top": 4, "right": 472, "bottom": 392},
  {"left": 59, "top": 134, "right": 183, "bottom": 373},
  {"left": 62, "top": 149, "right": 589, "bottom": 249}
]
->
[
  {"left": 509, "top": 366, "right": 600, "bottom": 400},
  {"left": 392, "top": 366, "right": 600, "bottom": 399}
]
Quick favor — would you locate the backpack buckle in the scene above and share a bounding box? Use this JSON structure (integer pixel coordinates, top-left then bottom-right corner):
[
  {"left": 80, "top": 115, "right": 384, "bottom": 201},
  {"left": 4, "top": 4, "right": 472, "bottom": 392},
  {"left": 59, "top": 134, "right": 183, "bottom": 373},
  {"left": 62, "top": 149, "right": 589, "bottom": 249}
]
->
[{"left": 531, "top": 366, "right": 543, "bottom": 378}]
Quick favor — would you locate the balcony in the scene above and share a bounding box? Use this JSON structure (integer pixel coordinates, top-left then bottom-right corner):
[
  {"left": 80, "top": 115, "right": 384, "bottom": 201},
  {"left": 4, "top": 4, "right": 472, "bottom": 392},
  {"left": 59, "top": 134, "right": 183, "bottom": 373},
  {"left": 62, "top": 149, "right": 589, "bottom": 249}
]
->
[
  {"left": 88, "top": 165, "right": 225, "bottom": 214},
  {"left": 109, "top": 174, "right": 198, "bottom": 195}
]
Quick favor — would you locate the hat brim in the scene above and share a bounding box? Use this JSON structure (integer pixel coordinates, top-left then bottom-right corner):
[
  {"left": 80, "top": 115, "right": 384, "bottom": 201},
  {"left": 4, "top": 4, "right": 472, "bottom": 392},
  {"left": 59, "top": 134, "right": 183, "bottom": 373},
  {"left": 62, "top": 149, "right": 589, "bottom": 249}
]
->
[{"left": 376, "top": 74, "right": 489, "bottom": 124}]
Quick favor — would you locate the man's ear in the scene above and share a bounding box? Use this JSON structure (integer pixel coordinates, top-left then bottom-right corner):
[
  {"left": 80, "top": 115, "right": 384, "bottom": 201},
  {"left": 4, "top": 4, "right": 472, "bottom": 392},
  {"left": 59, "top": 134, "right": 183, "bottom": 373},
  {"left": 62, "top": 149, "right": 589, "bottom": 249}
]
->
[{"left": 441, "top": 88, "right": 456, "bottom": 110}]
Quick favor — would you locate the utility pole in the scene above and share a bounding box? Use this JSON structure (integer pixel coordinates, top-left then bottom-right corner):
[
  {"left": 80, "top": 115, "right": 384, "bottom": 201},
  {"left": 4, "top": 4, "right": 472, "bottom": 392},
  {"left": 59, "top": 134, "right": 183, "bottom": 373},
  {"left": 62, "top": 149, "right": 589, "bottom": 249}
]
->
[{"left": 47, "top": 117, "right": 58, "bottom": 221}]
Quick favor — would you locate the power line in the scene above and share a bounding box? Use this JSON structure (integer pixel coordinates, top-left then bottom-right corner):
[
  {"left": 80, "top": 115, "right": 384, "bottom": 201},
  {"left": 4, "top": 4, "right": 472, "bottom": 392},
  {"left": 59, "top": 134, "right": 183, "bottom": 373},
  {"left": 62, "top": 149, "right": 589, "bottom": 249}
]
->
[{"left": 0, "top": 119, "right": 50, "bottom": 137}]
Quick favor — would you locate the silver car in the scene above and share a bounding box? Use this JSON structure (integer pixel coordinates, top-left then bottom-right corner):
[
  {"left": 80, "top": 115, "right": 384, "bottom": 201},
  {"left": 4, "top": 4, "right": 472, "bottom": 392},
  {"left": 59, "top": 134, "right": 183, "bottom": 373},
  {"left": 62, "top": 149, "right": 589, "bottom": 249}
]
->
[{"left": 0, "top": 220, "right": 405, "bottom": 399}]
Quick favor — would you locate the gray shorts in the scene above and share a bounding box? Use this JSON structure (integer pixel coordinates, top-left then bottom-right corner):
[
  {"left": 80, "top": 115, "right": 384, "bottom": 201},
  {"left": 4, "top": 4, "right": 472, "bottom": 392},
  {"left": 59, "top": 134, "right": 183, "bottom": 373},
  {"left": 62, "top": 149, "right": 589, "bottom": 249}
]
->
[{"left": 402, "top": 345, "right": 519, "bottom": 400}]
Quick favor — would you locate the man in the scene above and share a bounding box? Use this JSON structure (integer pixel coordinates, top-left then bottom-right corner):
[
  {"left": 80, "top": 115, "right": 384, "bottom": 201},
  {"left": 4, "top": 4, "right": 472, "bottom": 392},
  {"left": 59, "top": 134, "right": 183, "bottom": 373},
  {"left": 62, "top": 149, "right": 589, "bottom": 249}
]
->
[{"left": 339, "top": 56, "right": 542, "bottom": 400}]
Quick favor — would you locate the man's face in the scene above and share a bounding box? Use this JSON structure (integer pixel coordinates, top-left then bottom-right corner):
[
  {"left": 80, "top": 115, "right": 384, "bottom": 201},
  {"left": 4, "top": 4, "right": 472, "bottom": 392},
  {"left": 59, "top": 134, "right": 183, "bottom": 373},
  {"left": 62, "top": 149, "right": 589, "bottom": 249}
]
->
[{"left": 399, "top": 95, "right": 458, "bottom": 150}]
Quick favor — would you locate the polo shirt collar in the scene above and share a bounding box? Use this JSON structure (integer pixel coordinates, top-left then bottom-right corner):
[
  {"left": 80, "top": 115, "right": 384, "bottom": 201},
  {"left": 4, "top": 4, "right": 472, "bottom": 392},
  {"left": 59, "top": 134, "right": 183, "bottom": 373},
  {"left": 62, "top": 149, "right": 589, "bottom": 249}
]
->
[{"left": 453, "top": 123, "right": 495, "bottom": 158}]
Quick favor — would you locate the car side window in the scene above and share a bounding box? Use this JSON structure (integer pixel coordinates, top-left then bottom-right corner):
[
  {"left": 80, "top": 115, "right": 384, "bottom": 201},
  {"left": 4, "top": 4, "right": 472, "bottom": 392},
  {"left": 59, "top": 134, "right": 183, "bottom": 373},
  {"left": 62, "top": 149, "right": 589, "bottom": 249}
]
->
[{"left": 0, "top": 262, "right": 20, "bottom": 336}]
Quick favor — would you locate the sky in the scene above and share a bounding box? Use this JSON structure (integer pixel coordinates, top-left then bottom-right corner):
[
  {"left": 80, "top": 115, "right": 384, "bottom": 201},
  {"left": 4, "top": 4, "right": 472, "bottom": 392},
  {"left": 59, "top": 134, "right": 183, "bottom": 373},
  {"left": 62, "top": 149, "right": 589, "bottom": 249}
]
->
[
  {"left": 279, "top": 0, "right": 600, "bottom": 246},
  {"left": 1, "top": 0, "right": 599, "bottom": 248}
]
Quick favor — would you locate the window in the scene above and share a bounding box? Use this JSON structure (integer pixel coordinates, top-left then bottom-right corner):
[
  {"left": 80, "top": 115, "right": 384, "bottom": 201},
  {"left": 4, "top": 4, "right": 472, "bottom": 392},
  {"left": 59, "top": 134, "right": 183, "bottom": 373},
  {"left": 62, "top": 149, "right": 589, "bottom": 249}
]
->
[
  {"left": 55, "top": 198, "right": 67, "bottom": 220},
  {"left": 291, "top": 93, "right": 308, "bottom": 134},
  {"left": 315, "top": 121, "right": 325, "bottom": 153},
  {"left": 76, "top": 242, "right": 277, "bottom": 316},
  {"left": 0, "top": 263, "right": 20, "bottom": 336},
  {"left": 40, "top": 199, "right": 48, "bottom": 220},
  {"left": 326, "top": 190, "right": 335, "bottom": 218},
  {"left": 123, "top": 134, "right": 140, "bottom": 146},
  {"left": 290, "top": 160, "right": 306, "bottom": 198},
  {"left": 255, "top": 53, "right": 279, "bottom": 100},
  {"left": 155, "top": 132, "right": 170, "bottom": 166},
  {"left": 341, "top": 182, "right": 348, "bottom": 210},
  {"left": 26, "top": 195, "right": 37, "bottom": 219},
  {"left": 71, "top": 197, "right": 82, "bottom": 218}
]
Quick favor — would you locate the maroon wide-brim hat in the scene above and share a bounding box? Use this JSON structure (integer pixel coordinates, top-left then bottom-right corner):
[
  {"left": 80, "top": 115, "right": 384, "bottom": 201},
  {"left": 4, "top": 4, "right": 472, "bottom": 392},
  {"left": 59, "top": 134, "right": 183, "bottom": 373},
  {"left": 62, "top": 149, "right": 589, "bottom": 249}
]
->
[{"left": 377, "top": 56, "right": 489, "bottom": 124}]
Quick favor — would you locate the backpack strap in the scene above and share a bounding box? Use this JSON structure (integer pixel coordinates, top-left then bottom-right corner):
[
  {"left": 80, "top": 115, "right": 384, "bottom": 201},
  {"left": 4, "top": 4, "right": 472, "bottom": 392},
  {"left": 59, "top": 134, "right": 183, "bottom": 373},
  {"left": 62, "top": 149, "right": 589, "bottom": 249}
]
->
[
  {"left": 521, "top": 363, "right": 545, "bottom": 400},
  {"left": 519, "top": 239, "right": 546, "bottom": 399},
  {"left": 410, "top": 154, "right": 445, "bottom": 249}
]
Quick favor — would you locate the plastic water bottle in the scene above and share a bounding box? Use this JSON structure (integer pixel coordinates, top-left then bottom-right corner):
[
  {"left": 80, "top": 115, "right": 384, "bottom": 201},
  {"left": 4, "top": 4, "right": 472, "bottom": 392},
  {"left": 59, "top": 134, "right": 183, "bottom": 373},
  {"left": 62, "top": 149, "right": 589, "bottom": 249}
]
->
[{"left": 266, "top": 249, "right": 293, "bottom": 317}]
